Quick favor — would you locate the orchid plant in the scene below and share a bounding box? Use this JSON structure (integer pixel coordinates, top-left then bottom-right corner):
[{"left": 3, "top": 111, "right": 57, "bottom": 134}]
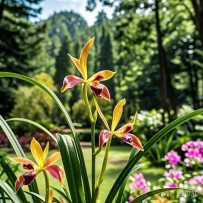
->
[{"left": 0, "top": 37, "right": 203, "bottom": 203}]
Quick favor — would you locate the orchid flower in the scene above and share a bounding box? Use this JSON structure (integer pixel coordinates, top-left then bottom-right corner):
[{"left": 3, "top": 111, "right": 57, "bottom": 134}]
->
[
  {"left": 10, "top": 138, "right": 64, "bottom": 192},
  {"left": 94, "top": 98, "right": 144, "bottom": 151},
  {"left": 61, "top": 37, "right": 116, "bottom": 100}
]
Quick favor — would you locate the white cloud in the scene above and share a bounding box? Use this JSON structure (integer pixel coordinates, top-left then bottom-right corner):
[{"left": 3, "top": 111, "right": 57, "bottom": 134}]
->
[{"left": 38, "top": 0, "right": 113, "bottom": 26}]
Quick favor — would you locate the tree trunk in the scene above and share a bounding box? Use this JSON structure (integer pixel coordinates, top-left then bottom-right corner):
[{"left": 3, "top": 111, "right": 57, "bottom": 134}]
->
[
  {"left": 0, "top": 0, "right": 5, "bottom": 23},
  {"left": 155, "top": 0, "right": 171, "bottom": 125},
  {"left": 191, "top": 0, "right": 203, "bottom": 45}
]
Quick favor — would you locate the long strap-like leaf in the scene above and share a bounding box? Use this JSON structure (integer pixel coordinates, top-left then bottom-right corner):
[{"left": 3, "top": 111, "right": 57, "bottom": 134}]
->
[
  {"left": 0, "top": 72, "right": 91, "bottom": 202},
  {"left": 0, "top": 179, "right": 23, "bottom": 203},
  {"left": 6, "top": 118, "right": 56, "bottom": 142},
  {"left": 0, "top": 116, "right": 40, "bottom": 203},
  {"left": 105, "top": 108, "right": 203, "bottom": 203},
  {"left": 131, "top": 188, "right": 203, "bottom": 202},
  {"left": 57, "top": 133, "right": 84, "bottom": 203}
]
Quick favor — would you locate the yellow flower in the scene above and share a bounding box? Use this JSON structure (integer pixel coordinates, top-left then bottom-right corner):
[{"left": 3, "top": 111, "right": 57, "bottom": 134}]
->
[
  {"left": 151, "top": 195, "right": 173, "bottom": 203},
  {"left": 94, "top": 98, "right": 144, "bottom": 150},
  {"left": 61, "top": 37, "right": 116, "bottom": 100},
  {"left": 10, "top": 138, "right": 64, "bottom": 192}
]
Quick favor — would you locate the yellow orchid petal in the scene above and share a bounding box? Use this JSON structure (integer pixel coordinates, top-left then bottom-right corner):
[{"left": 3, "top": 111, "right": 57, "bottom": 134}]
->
[
  {"left": 94, "top": 97, "right": 110, "bottom": 131},
  {"left": 111, "top": 99, "right": 126, "bottom": 132},
  {"left": 30, "top": 138, "right": 44, "bottom": 168},
  {"left": 48, "top": 190, "right": 53, "bottom": 203},
  {"left": 68, "top": 54, "right": 83, "bottom": 77},
  {"left": 79, "top": 37, "right": 95, "bottom": 80},
  {"left": 88, "top": 70, "right": 116, "bottom": 82},
  {"left": 9, "top": 157, "right": 35, "bottom": 166},
  {"left": 43, "top": 142, "right": 49, "bottom": 162},
  {"left": 44, "top": 152, "right": 61, "bottom": 167},
  {"left": 130, "top": 112, "right": 137, "bottom": 125}
]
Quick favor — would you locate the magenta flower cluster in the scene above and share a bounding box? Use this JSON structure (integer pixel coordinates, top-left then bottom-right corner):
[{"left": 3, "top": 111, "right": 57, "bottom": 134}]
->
[
  {"left": 182, "top": 140, "right": 203, "bottom": 166},
  {"left": 164, "top": 150, "right": 181, "bottom": 166},
  {"left": 188, "top": 175, "right": 203, "bottom": 187},
  {"left": 128, "top": 173, "right": 150, "bottom": 202},
  {"left": 164, "top": 169, "right": 183, "bottom": 180}
]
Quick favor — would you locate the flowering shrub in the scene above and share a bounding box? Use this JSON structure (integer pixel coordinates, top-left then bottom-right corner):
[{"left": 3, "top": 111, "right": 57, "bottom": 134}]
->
[
  {"left": 124, "top": 140, "right": 203, "bottom": 203},
  {"left": 0, "top": 130, "right": 58, "bottom": 151}
]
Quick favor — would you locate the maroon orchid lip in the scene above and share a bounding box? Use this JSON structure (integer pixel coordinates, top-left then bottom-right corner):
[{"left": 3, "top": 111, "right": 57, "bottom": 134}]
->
[
  {"left": 90, "top": 85, "right": 103, "bottom": 98},
  {"left": 23, "top": 173, "right": 37, "bottom": 185}
]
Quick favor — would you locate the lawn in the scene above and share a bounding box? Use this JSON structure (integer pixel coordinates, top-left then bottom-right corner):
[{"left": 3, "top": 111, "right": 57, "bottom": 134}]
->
[{"left": 8, "top": 145, "right": 164, "bottom": 202}]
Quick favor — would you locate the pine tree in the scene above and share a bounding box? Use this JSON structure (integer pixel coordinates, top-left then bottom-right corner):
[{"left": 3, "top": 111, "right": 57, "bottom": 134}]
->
[
  {"left": 99, "top": 25, "right": 115, "bottom": 103},
  {"left": 0, "top": 0, "right": 46, "bottom": 118}
]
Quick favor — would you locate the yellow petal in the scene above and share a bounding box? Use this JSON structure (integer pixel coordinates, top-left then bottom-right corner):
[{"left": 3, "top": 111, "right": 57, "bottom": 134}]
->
[
  {"left": 94, "top": 97, "right": 110, "bottom": 131},
  {"left": 111, "top": 99, "right": 126, "bottom": 132},
  {"left": 44, "top": 152, "right": 61, "bottom": 167},
  {"left": 130, "top": 112, "right": 137, "bottom": 125},
  {"left": 9, "top": 157, "right": 35, "bottom": 166},
  {"left": 79, "top": 37, "right": 95, "bottom": 80},
  {"left": 68, "top": 54, "right": 83, "bottom": 77},
  {"left": 48, "top": 190, "right": 53, "bottom": 203},
  {"left": 43, "top": 142, "right": 49, "bottom": 161},
  {"left": 30, "top": 138, "right": 44, "bottom": 168},
  {"left": 88, "top": 70, "right": 116, "bottom": 82}
]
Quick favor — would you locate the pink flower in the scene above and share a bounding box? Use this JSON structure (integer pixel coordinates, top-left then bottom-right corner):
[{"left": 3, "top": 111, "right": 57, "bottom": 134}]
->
[
  {"left": 164, "top": 169, "right": 183, "bottom": 180},
  {"left": 164, "top": 150, "right": 181, "bottom": 166},
  {"left": 165, "top": 182, "right": 177, "bottom": 188}
]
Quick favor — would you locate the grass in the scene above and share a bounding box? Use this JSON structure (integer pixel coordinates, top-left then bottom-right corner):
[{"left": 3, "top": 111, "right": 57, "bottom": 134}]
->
[{"left": 8, "top": 145, "right": 164, "bottom": 202}]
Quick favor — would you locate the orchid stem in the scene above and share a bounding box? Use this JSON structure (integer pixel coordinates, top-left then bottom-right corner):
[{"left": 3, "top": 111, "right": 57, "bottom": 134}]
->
[
  {"left": 83, "top": 83, "right": 94, "bottom": 122},
  {"left": 43, "top": 170, "right": 50, "bottom": 203},
  {"left": 82, "top": 83, "right": 97, "bottom": 202},
  {"left": 91, "top": 121, "right": 96, "bottom": 203},
  {"left": 94, "top": 136, "right": 112, "bottom": 202}
]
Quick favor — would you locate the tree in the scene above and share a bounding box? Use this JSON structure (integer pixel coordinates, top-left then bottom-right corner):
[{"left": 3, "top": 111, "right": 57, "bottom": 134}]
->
[
  {"left": 0, "top": 0, "right": 46, "bottom": 118},
  {"left": 95, "top": 9, "right": 108, "bottom": 25}
]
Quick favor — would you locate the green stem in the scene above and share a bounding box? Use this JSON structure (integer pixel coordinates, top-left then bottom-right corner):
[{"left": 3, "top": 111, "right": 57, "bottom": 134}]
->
[
  {"left": 83, "top": 83, "right": 94, "bottom": 122},
  {"left": 91, "top": 121, "right": 96, "bottom": 203},
  {"left": 94, "top": 136, "right": 112, "bottom": 202},
  {"left": 82, "top": 83, "right": 97, "bottom": 202},
  {"left": 43, "top": 170, "right": 50, "bottom": 203}
]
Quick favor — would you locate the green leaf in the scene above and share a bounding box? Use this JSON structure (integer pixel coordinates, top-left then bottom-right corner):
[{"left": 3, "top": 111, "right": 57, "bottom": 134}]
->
[
  {"left": 0, "top": 179, "right": 23, "bottom": 203},
  {"left": 105, "top": 108, "right": 203, "bottom": 203},
  {"left": 0, "top": 156, "right": 27, "bottom": 202},
  {"left": 24, "top": 191, "right": 45, "bottom": 202},
  {"left": 131, "top": 188, "right": 203, "bottom": 203},
  {"left": 50, "top": 186, "right": 72, "bottom": 203},
  {"left": 6, "top": 118, "right": 56, "bottom": 142},
  {"left": 0, "top": 72, "right": 91, "bottom": 203},
  {"left": 0, "top": 116, "right": 40, "bottom": 203},
  {"left": 57, "top": 133, "right": 84, "bottom": 203}
]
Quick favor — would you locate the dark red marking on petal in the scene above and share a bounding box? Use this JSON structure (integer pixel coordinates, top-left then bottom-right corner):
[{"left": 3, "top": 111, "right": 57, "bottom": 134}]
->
[
  {"left": 120, "top": 133, "right": 144, "bottom": 151},
  {"left": 121, "top": 135, "right": 133, "bottom": 143},
  {"left": 90, "top": 85, "right": 103, "bottom": 98},
  {"left": 23, "top": 173, "right": 37, "bottom": 185},
  {"left": 23, "top": 162, "right": 34, "bottom": 170},
  {"left": 93, "top": 74, "right": 104, "bottom": 82},
  {"left": 122, "top": 125, "right": 133, "bottom": 134}
]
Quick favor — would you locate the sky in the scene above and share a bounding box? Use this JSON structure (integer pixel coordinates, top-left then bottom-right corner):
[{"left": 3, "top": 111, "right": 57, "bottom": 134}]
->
[{"left": 38, "top": 0, "right": 114, "bottom": 26}]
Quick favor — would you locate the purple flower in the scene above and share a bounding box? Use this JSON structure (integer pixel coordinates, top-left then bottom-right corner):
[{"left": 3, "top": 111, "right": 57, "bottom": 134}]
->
[
  {"left": 164, "top": 169, "right": 183, "bottom": 180},
  {"left": 164, "top": 150, "right": 181, "bottom": 166},
  {"left": 165, "top": 182, "right": 177, "bottom": 188},
  {"left": 188, "top": 175, "right": 203, "bottom": 186}
]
